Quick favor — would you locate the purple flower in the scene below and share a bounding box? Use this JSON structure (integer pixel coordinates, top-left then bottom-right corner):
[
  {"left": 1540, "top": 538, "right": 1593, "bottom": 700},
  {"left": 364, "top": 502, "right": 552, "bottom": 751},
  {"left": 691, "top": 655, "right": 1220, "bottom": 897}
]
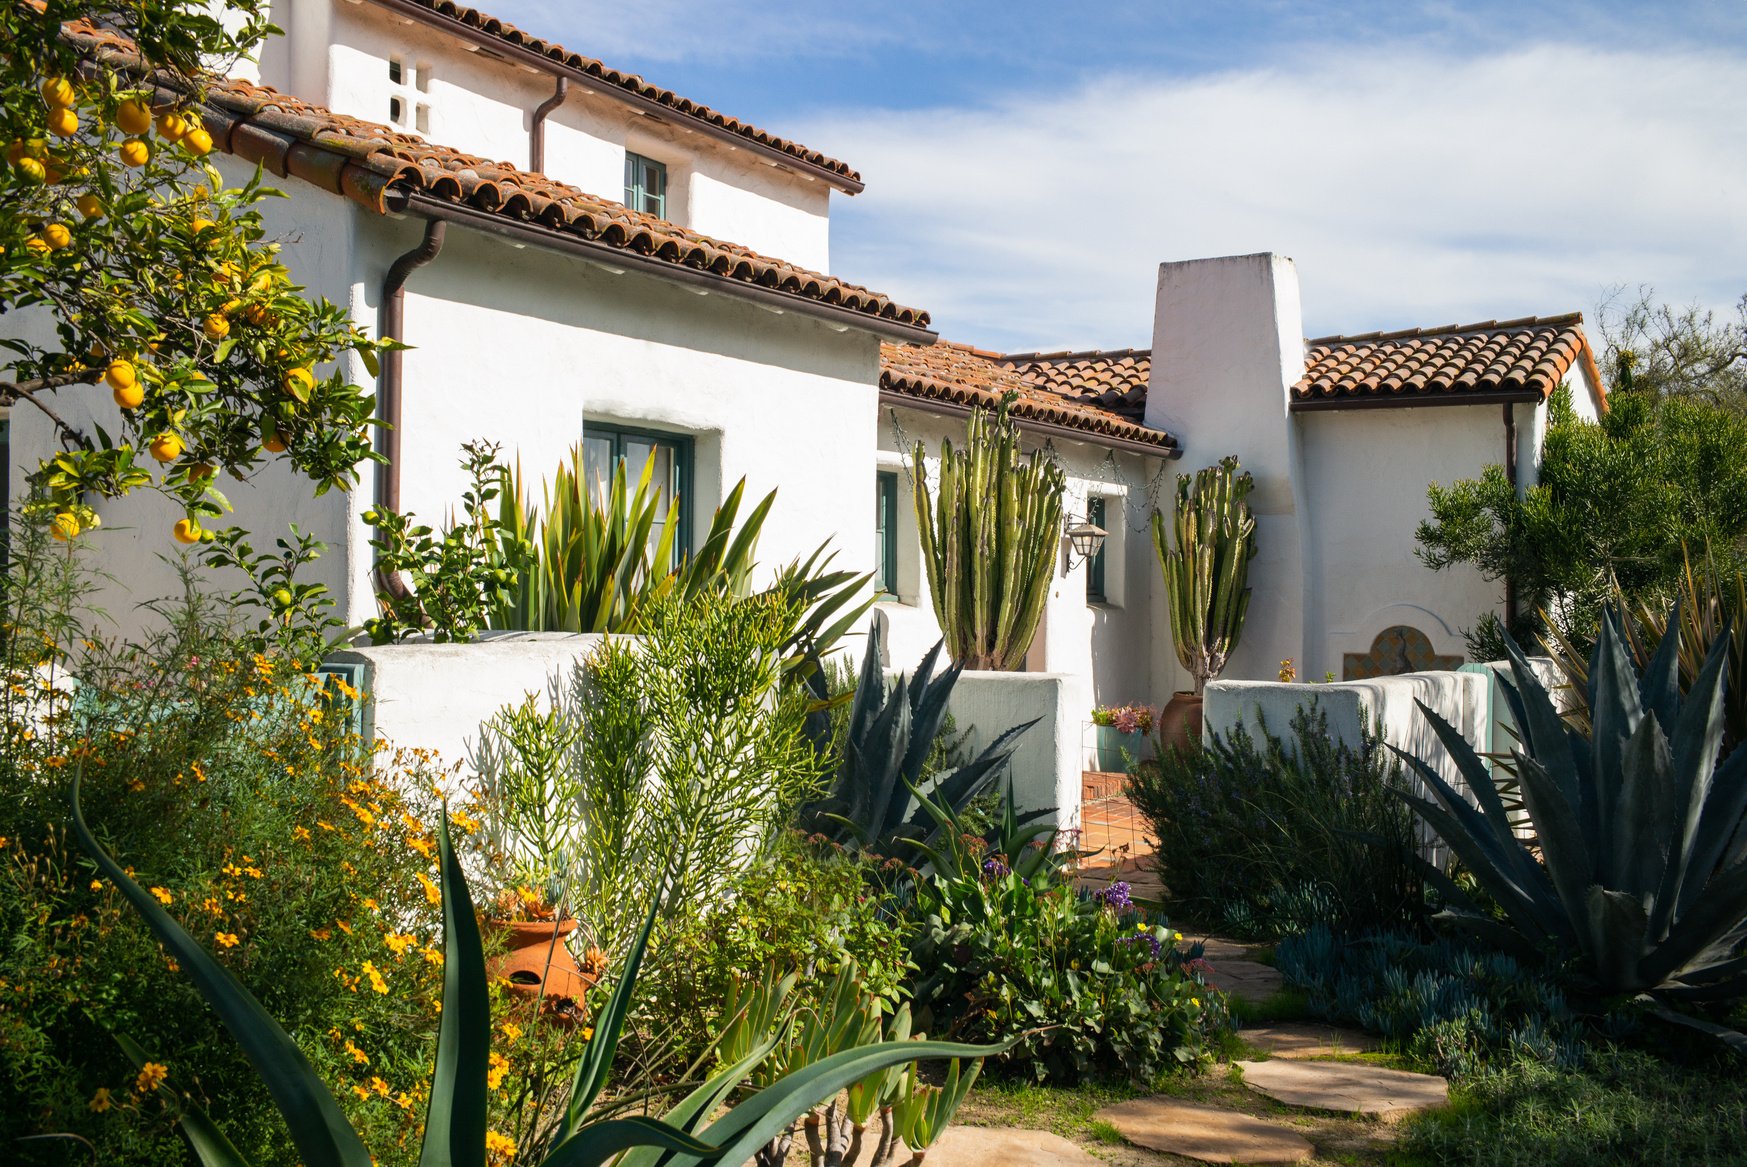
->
[
  {"left": 1094, "top": 881, "right": 1134, "bottom": 911},
  {"left": 1119, "top": 931, "right": 1164, "bottom": 958},
  {"left": 982, "top": 855, "right": 1010, "bottom": 878}
]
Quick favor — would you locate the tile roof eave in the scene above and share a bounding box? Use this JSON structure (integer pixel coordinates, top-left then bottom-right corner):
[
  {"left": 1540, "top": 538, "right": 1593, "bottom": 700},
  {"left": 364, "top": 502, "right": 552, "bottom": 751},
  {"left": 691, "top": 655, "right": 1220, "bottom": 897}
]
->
[
  {"left": 1289, "top": 387, "right": 1543, "bottom": 412},
  {"left": 366, "top": 0, "right": 865, "bottom": 193},
  {"left": 394, "top": 190, "right": 938, "bottom": 344},
  {"left": 878, "top": 378, "right": 1179, "bottom": 457}
]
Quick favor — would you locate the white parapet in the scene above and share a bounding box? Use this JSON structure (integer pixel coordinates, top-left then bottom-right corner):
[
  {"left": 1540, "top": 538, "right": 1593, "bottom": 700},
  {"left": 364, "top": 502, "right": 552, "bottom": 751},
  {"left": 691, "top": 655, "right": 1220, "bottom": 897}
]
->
[
  {"left": 940, "top": 670, "right": 1085, "bottom": 834},
  {"left": 326, "top": 632, "right": 610, "bottom": 783}
]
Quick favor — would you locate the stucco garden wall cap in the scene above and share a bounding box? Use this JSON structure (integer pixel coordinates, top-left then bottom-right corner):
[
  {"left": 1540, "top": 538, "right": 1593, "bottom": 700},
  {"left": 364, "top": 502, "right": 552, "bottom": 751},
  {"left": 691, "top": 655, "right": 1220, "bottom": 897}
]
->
[
  {"left": 1293, "top": 313, "right": 1602, "bottom": 409},
  {"left": 364, "top": 0, "right": 864, "bottom": 191},
  {"left": 61, "top": 21, "right": 927, "bottom": 333}
]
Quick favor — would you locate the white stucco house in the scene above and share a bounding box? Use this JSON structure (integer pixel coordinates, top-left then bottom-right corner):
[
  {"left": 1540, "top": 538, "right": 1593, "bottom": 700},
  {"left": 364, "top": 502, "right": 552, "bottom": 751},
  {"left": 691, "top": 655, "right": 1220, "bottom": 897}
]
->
[{"left": 5, "top": 0, "right": 1608, "bottom": 823}]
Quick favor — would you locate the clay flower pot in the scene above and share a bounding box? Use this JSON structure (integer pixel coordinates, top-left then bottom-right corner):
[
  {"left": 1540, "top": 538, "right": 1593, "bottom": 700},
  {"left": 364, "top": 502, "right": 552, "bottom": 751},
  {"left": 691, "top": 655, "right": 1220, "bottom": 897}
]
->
[
  {"left": 487, "top": 917, "right": 596, "bottom": 1005},
  {"left": 1156, "top": 691, "right": 1204, "bottom": 753}
]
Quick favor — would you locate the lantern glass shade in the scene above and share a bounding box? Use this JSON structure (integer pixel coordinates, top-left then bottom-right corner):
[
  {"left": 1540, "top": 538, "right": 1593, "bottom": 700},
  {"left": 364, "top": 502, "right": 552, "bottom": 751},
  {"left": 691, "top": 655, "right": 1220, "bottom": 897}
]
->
[{"left": 1066, "top": 517, "right": 1107, "bottom": 564}]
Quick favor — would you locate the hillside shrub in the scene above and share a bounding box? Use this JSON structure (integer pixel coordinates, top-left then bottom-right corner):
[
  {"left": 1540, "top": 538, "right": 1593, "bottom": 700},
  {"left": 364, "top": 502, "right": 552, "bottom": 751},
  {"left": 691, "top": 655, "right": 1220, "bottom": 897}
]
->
[{"left": 1126, "top": 706, "right": 1423, "bottom": 938}]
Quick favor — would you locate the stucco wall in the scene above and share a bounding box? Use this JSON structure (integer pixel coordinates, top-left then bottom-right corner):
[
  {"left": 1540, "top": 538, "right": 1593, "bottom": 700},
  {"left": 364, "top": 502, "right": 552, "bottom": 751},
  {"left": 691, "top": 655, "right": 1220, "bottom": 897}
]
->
[
  {"left": 361, "top": 212, "right": 881, "bottom": 627},
  {"left": 938, "top": 671, "right": 1082, "bottom": 830},
  {"left": 272, "top": 0, "right": 833, "bottom": 271}
]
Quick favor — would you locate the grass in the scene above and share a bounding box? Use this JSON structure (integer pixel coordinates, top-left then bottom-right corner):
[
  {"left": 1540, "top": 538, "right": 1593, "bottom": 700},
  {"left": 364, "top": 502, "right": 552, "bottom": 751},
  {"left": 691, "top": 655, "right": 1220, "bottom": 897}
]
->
[{"left": 1396, "top": 1045, "right": 1747, "bottom": 1167}]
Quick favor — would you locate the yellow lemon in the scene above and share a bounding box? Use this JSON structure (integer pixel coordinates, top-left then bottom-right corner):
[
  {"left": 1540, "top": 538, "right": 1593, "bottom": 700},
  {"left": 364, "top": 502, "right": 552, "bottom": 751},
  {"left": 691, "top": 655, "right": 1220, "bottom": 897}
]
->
[
  {"left": 118, "top": 138, "right": 150, "bottom": 168},
  {"left": 155, "top": 112, "right": 187, "bottom": 140},
  {"left": 243, "top": 302, "right": 269, "bottom": 326},
  {"left": 116, "top": 99, "right": 152, "bottom": 136},
  {"left": 188, "top": 462, "right": 215, "bottom": 483},
  {"left": 45, "top": 107, "right": 78, "bottom": 138},
  {"left": 263, "top": 431, "right": 288, "bottom": 453},
  {"left": 182, "top": 126, "right": 212, "bottom": 156},
  {"left": 172, "top": 517, "right": 202, "bottom": 544},
  {"left": 189, "top": 217, "right": 214, "bottom": 235},
  {"left": 25, "top": 236, "right": 50, "bottom": 255},
  {"left": 202, "top": 314, "right": 230, "bottom": 341},
  {"left": 149, "top": 433, "right": 183, "bottom": 463},
  {"left": 15, "top": 157, "right": 46, "bottom": 183},
  {"left": 75, "top": 193, "right": 102, "bottom": 219},
  {"left": 112, "top": 382, "right": 145, "bottom": 409},
  {"left": 281, "top": 367, "right": 314, "bottom": 397},
  {"left": 50, "top": 512, "right": 80, "bottom": 541},
  {"left": 40, "top": 77, "right": 76, "bottom": 108},
  {"left": 104, "top": 359, "right": 137, "bottom": 392},
  {"left": 42, "top": 223, "right": 70, "bottom": 250}
]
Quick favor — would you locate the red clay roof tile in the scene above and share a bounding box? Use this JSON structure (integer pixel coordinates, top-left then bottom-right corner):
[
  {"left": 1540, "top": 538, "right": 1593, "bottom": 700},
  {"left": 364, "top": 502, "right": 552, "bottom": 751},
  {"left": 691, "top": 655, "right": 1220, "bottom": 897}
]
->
[
  {"left": 1294, "top": 314, "right": 1592, "bottom": 406},
  {"left": 881, "top": 341, "right": 1176, "bottom": 451}
]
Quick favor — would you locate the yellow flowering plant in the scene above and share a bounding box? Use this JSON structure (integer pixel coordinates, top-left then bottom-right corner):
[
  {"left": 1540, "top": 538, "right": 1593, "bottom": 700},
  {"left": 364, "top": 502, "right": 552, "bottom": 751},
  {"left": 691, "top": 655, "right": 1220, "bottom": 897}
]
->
[{"left": 0, "top": 571, "right": 447, "bottom": 1166}]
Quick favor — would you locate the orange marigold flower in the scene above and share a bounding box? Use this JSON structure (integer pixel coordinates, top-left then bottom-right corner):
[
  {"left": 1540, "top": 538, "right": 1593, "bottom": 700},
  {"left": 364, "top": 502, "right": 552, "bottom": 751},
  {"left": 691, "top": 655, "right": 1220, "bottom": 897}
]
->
[
  {"left": 344, "top": 1039, "right": 368, "bottom": 1064},
  {"left": 485, "top": 1130, "right": 516, "bottom": 1163},
  {"left": 384, "top": 932, "right": 415, "bottom": 955},
  {"left": 149, "top": 887, "right": 173, "bottom": 906},
  {"left": 215, "top": 932, "right": 240, "bottom": 948},
  {"left": 416, "top": 873, "right": 441, "bottom": 905},
  {"left": 88, "top": 1087, "right": 114, "bottom": 1112},
  {"left": 134, "top": 1062, "right": 168, "bottom": 1093},
  {"left": 486, "top": 1050, "right": 510, "bottom": 1091}
]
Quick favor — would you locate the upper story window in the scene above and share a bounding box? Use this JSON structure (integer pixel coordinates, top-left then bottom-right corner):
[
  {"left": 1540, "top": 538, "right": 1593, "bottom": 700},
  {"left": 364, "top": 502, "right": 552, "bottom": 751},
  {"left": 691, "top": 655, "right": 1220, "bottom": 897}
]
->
[
  {"left": 1085, "top": 496, "right": 1108, "bottom": 603},
  {"left": 875, "top": 470, "right": 898, "bottom": 598},
  {"left": 624, "top": 152, "right": 667, "bottom": 218},
  {"left": 581, "top": 423, "right": 692, "bottom": 569},
  {"left": 387, "top": 56, "right": 431, "bottom": 134}
]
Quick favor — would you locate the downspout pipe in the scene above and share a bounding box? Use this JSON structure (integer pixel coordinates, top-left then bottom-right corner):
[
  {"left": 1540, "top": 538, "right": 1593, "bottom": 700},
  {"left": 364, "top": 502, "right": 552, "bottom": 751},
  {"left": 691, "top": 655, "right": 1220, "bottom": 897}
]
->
[
  {"left": 529, "top": 76, "right": 568, "bottom": 172},
  {"left": 373, "top": 219, "right": 448, "bottom": 598},
  {"left": 1502, "top": 400, "right": 1519, "bottom": 633}
]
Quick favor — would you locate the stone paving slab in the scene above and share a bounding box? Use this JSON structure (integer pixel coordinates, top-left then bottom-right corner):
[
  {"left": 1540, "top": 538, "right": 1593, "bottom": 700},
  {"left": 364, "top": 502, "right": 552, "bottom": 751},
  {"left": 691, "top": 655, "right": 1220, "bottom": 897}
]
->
[
  {"left": 919, "top": 1126, "right": 1105, "bottom": 1166},
  {"left": 1237, "top": 1058, "right": 1448, "bottom": 1118},
  {"left": 1096, "top": 1097, "right": 1314, "bottom": 1164},
  {"left": 1204, "top": 958, "right": 1284, "bottom": 1003},
  {"left": 1241, "top": 1022, "right": 1380, "bottom": 1058}
]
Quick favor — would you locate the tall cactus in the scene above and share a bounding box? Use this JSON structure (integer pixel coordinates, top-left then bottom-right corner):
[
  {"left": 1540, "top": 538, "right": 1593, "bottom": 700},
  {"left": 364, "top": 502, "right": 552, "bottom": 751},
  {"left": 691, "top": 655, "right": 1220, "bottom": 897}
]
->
[
  {"left": 913, "top": 399, "right": 1066, "bottom": 671},
  {"left": 1152, "top": 455, "right": 1257, "bottom": 691}
]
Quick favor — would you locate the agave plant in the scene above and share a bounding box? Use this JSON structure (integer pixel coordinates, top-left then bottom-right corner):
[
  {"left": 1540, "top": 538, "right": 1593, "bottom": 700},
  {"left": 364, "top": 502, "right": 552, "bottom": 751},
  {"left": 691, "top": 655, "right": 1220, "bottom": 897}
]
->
[
  {"left": 912, "top": 398, "right": 1065, "bottom": 671},
  {"left": 70, "top": 778, "right": 1002, "bottom": 1167},
  {"left": 1151, "top": 455, "right": 1256, "bottom": 692},
  {"left": 1395, "top": 607, "right": 1747, "bottom": 1025},
  {"left": 798, "top": 622, "right": 1037, "bottom": 856}
]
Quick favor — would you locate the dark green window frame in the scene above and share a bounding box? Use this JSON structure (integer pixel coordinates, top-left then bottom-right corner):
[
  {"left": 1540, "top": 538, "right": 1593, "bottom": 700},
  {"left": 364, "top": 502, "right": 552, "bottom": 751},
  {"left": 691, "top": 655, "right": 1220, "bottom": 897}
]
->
[
  {"left": 875, "top": 470, "right": 898, "bottom": 597},
  {"left": 581, "top": 422, "right": 692, "bottom": 569},
  {"left": 624, "top": 152, "right": 667, "bottom": 218},
  {"left": 1085, "top": 496, "right": 1107, "bottom": 603}
]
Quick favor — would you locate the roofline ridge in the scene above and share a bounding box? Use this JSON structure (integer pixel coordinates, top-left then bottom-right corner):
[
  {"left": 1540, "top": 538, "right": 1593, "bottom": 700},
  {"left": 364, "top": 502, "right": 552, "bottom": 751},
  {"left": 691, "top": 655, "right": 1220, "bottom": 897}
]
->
[
  {"left": 1307, "top": 311, "right": 1587, "bottom": 347},
  {"left": 997, "top": 346, "right": 1152, "bottom": 364}
]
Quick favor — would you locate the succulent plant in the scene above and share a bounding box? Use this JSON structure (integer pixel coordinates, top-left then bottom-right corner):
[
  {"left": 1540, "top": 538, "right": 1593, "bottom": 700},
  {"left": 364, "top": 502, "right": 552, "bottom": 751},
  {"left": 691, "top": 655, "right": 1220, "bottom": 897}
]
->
[
  {"left": 1396, "top": 605, "right": 1747, "bottom": 1019},
  {"left": 1152, "top": 455, "right": 1256, "bottom": 692}
]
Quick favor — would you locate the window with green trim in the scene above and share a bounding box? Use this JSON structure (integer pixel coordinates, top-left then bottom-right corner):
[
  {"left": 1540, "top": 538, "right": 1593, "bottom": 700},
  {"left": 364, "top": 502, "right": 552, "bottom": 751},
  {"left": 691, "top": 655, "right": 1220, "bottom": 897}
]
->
[
  {"left": 1085, "top": 496, "right": 1107, "bottom": 603},
  {"left": 875, "top": 470, "right": 898, "bottom": 597},
  {"left": 581, "top": 423, "right": 691, "bottom": 568},
  {"left": 624, "top": 152, "right": 667, "bottom": 218}
]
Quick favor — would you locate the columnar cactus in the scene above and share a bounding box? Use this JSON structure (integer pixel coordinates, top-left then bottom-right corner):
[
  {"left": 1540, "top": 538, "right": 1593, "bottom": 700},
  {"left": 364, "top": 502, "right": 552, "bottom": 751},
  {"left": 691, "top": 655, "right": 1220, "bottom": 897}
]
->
[
  {"left": 1152, "top": 456, "right": 1257, "bottom": 691},
  {"left": 913, "top": 399, "right": 1066, "bottom": 671}
]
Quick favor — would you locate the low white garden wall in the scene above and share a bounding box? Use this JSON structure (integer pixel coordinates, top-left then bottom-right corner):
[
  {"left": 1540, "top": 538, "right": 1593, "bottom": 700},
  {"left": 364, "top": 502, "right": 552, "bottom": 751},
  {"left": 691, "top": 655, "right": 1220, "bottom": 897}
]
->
[
  {"left": 326, "top": 632, "right": 609, "bottom": 782},
  {"left": 1203, "top": 670, "right": 1490, "bottom": 799},
  {"left": 937, "top": 671, "right": 1085, "bottom": 833}
]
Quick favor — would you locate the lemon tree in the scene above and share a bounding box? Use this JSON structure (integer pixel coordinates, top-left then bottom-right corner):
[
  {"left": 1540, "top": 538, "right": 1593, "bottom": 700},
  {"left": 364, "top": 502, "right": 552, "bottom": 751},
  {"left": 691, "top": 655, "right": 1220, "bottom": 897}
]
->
[{"left": 0, "top": 1, "right": 392, "bottom": 545}]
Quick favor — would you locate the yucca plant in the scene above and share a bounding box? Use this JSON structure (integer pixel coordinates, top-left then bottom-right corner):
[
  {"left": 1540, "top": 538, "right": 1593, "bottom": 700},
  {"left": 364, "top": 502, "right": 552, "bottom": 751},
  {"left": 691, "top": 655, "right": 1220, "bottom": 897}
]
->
[
  {"left": 798, "top": 622, "right": 1037, "bottom": 856},
  {"left": 1152, "top": 455, "right": 1256, "bottom": 692},
  {"left": 1394, "top": 609, "right": 1747, "bottom": 1037},
  {"left": 1544, "top": 545, "right": 1747, "bottom": 757},
  {"left": 70, "top": 778, "right": 1003, "bottom": 1167},
  {"left": 912, "top": 399, "right": 1065, "bottom": 671}
]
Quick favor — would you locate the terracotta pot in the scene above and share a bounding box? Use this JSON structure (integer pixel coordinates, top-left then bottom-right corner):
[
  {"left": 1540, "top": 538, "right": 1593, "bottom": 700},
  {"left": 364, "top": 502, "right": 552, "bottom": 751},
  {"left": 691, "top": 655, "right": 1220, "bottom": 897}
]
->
[
  {"left": 486, "top": 917, "right": 595, "bottom": 1005},
  {"left": 1156, "top": 691, "right": 1203, "bottom": 753}
]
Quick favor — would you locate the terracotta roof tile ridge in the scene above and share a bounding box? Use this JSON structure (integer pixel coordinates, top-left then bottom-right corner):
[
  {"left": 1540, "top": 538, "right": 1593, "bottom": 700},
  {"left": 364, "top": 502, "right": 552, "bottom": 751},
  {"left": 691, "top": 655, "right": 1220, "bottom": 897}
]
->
[
  {"left": 997, "top": 346, "right": 1152, "bottom": 364},
  {"left": 368, "top": 0, "right": 862, "bottom": 188},
  {"left": 1308, "top": 311, "right": 1586, "bottom": 347}
]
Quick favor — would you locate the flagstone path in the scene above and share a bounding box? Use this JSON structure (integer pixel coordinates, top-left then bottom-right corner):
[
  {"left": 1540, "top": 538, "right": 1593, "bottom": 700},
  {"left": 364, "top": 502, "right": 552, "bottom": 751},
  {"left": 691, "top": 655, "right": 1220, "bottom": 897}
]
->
[
  {"left": 1236, "top": 1058, "right": 1449, "bottom": 1120},
  {"left": 1096, "top": 1097, "right": 1315, "bottom": 1164},
  {"left": 1240, "top": 1022, "right": 1380, "bottom": 1058}
]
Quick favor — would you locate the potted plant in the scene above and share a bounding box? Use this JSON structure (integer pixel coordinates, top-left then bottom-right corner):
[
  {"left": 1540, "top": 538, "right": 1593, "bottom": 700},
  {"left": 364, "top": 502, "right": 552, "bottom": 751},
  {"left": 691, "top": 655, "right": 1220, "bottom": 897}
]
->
[
  {"left": 1150, "top": 456, "right": 1257, "bottom": 750},
  {"left": 469, "top": 694, "right": 599, "bottom": 1017},
  {"left": 1088, "top": 703, "right": 1155, "bottom": 771}
]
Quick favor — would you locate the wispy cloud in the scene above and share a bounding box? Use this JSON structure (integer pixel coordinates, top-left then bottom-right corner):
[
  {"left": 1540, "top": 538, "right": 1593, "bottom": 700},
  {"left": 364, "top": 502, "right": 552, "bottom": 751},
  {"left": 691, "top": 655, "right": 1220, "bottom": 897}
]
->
[{"left": 798, "top": 44, "right": 1747, "bottom": 350}]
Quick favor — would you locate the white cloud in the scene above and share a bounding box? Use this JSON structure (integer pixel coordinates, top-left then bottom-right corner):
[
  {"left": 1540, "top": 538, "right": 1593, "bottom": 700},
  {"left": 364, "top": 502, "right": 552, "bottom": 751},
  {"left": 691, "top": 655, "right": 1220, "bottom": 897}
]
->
[{"left": 797, "top": 44, "right": 1747, "bottom": 351}]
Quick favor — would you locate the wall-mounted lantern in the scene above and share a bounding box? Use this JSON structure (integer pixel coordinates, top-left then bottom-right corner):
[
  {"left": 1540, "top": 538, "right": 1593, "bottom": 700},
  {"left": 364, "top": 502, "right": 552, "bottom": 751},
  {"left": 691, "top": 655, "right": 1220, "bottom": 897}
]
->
[{"left": 1064, "top": 513, "right": 1108, "bottom": 569}]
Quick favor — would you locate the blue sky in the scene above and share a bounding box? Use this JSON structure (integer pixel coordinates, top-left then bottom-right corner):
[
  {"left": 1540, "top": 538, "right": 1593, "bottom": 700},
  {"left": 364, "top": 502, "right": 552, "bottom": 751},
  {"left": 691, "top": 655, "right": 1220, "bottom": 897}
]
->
[{"left": 488, "top": 1, "right": 1747, "bottom": 351}]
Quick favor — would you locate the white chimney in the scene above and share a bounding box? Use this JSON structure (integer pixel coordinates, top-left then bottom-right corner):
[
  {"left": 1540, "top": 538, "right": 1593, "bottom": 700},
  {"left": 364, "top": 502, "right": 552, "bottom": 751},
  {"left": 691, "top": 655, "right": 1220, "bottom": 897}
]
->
[{"left": 1146, "top": 253, "right": 1310, "bottom": 683}]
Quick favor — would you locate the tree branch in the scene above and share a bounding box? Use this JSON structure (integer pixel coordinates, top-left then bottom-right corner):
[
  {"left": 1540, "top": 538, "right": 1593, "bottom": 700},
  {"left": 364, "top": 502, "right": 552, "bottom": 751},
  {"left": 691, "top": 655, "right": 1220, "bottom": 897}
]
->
[{"left": 0, "top": 374, "right": 95, "bottom": 450}]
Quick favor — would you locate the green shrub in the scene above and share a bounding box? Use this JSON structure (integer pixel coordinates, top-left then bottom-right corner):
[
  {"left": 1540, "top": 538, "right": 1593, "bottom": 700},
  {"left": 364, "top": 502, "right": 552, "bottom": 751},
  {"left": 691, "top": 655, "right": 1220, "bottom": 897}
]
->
[
  {"left": 1400, "top": 1046, "right": 1747, "bottom": 1167},
  {"left": 907, "top": 865, "right": 1226, "bottom": 1085},
  {"left": 636, "top": 835, "right": 914, "bottom": 1071},
  {"left": 1275, "top": 925, "right": 1585, "bottom": 1076},
  {"left": 1126, "top": 706, "right": 1424, "bottom": 938},
  {"left": 0, "top": 603, "right": 446, "bottom": 1166}
]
